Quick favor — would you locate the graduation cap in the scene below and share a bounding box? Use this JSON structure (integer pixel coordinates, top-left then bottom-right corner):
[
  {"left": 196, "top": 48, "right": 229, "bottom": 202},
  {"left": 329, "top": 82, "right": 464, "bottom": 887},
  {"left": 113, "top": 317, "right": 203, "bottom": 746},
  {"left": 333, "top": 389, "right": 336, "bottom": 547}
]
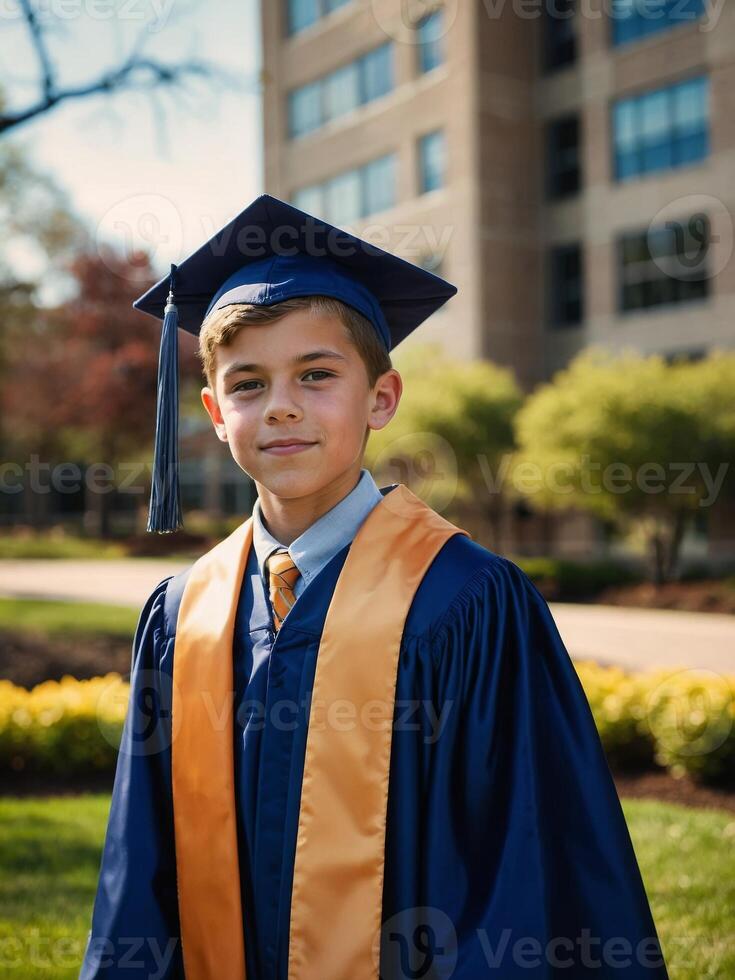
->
[{"left": 133, "top": 193, "right": 458, "bottom": 533}]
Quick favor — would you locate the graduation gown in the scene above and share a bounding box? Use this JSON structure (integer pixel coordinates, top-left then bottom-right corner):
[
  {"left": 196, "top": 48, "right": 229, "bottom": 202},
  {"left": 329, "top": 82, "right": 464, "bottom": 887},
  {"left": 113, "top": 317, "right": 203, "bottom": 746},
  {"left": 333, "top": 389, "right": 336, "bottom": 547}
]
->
[{"left": 80, "top": 485, "right": 668, "bottom": 979}]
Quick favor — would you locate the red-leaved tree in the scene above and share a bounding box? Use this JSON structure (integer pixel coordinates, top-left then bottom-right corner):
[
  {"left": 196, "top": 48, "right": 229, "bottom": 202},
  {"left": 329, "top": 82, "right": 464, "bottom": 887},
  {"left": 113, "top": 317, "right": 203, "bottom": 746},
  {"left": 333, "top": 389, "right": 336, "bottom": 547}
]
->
[{"left": 2, "top": 246, "right": 200, "bottom": 534}]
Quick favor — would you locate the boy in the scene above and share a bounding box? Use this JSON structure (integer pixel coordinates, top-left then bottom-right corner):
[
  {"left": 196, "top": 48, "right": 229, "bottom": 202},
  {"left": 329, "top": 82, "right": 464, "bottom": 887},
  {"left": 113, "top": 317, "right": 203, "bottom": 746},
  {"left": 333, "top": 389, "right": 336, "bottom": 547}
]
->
[{"left": 80, "top": 194, "right": 669, "bottom": 978}]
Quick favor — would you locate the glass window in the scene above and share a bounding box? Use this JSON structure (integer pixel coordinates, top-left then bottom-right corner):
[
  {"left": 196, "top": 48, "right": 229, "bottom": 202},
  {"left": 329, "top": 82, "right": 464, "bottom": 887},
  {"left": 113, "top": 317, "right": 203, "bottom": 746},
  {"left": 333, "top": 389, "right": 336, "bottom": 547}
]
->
[
  {"left": 361, "top": 43, "right": 394, "bottom": 103},
  {"left": 617, "top": 215, "right": 710, "bottom": 313},
  {"left": 546, "top": 115, "right": 580, "bottom": 199},
  {"left": 673, "top": 77, "right": 710, "bottom": 164},
  {"left": 286, "top": 0, "right": 352, "bottom": 36},
  {"left": 543, "top": 0, "right": 577, "bottom": 72},
  {"left": 286, "top": 0, "right": 319, "bottom": 35},
  {"left": 292, "top": 152, "right": 398, "bottom": 226},
  {"left": 640, "top": 89, "right": 673, "bottom": 172},
  {"left": 611, "top": 0, "right": 704, "bottom": 47},
  {"left": 612, "top": 76, "right": 709, "bottom": 181},
  {"left": 363, "top": 153, "right": 397, "bottom": 215},
  {"left": 324, "top": 61, "right": 361, "bottom": 122},
  {"left": 288, "top": 80, "right": 322, "bottom": 138},
  {"left": 417, "top": 10, "right": 444, "bottom": 73},
  {"left": 418, "top": 130, "right": 446, "bottom": 194},
  {"left": 288, "top": 43, "right": 394, "bottom": 141},
  {"left": 325, "top": 170, "right": 362, "bottom": 225},
  {"left": 548, "top": 244, "right": 583, "bottom": 327},
  {"left": 612, "top": 100, "right": 638, "bottom": 181},
  {"left": 292, "top": 185, "right": 325, "bottom": 217}
]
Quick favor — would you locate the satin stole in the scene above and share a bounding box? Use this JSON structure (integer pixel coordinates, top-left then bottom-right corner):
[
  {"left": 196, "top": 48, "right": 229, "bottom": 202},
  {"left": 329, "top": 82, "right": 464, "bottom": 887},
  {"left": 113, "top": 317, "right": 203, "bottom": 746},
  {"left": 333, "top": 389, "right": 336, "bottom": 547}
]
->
[{"left": 171, "top": 483, "right": 470, "bottom": 979}]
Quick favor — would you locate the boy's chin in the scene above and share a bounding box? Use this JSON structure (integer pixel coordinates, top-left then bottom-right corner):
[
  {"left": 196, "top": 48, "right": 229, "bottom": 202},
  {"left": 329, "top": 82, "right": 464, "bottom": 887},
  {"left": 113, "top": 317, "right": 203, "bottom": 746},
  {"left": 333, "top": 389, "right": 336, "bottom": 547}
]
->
[{"left": 251, "top": 466, "right": 329, "bottom": 501}]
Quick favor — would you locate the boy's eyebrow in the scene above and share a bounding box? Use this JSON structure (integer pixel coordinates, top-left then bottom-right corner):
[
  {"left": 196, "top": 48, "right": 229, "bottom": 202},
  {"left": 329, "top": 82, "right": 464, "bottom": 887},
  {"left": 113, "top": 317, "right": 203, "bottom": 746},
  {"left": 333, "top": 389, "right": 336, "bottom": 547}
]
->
[{"left": 223, "top": 349, "right": 348, "bottom": 378}]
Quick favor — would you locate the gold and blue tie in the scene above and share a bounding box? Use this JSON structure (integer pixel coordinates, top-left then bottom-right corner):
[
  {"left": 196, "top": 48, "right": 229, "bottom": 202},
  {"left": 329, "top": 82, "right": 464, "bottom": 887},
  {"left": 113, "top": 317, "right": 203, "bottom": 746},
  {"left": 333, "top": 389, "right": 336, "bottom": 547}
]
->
[{"left": 266, "top": 547, "right": 301, "bottom": 632}]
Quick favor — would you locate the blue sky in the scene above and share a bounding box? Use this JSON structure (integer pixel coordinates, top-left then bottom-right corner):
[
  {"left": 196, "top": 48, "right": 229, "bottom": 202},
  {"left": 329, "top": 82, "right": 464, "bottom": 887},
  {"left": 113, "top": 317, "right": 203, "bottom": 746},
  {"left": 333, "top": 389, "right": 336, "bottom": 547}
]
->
[{"left": 2, "top": 0, "right": 262, "bottom": 279}]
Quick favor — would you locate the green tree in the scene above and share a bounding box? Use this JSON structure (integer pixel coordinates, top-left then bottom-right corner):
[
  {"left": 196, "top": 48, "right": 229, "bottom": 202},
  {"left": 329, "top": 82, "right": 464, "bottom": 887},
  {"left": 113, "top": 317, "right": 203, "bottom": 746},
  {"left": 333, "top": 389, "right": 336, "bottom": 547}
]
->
[
  {"left": 366, "top": 343, "right": 523, "bottom": 549},
  {"left": 513, "top": 348, "right": 735, "bottom": 582}
]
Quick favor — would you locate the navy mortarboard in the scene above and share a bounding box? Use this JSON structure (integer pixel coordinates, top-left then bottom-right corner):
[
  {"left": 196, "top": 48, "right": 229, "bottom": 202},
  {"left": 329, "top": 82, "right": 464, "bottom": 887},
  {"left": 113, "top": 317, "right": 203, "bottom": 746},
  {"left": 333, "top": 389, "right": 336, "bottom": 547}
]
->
[{"left": 132, "top": 193, "right": 458, "bottom": 533}]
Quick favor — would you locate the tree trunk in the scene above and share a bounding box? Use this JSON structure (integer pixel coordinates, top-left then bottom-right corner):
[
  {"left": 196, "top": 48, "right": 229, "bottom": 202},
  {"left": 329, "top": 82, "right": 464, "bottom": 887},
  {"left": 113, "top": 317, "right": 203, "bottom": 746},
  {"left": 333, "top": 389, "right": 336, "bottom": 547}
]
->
[{"left": 648, "top": 512, "right": 689, "bottom": 584}]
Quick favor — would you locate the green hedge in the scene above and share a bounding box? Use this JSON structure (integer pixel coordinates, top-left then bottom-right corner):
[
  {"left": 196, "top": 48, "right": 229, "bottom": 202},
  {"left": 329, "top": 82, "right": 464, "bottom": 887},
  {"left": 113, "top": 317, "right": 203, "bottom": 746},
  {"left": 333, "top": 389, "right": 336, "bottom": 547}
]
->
[
  {"left": 512, "top": 556, "right": 639, "bottom": 599},
  {"left": 0, "top": 675, "right": 125, "bottom": 776}
]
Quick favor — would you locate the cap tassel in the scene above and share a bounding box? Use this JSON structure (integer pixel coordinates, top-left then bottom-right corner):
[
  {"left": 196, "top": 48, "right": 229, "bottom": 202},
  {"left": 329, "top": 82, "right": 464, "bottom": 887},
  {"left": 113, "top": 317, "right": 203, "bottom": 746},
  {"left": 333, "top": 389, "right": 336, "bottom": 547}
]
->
[{"left": 147, "top": 263, "right": 183, "bottom": 533}]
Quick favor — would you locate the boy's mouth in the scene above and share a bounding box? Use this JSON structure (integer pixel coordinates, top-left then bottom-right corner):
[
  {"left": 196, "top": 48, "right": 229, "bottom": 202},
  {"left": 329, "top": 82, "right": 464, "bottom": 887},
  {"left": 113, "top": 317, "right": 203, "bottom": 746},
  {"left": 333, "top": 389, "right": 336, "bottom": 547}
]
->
[{"left": 260, "top": 439, "right": 318, "bottom": 456}]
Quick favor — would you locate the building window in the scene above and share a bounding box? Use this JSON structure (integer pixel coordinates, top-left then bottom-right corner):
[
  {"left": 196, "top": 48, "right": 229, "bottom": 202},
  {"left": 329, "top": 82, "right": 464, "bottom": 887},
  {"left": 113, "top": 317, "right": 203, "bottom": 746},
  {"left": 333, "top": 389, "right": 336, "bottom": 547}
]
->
[
  {"left": 324, "top": 61, "right": 361, "bottom": 121},
  {"left": 286, "top": 0, "right": 351, "bottom": 36},
  {"left": 543, "top": 0, "right": 577, "bottom": 72},
  {"left": 418, "top": 130, "right": 446, "bottom": 194},
  {"left": 288, "top": 80, "right": 322, "bottom": 138},
  {"left": 548, "top": 244, "right": 583, "bottom": 327},
  {"left": 361, "top": 42, "right": 394, "bottom": 102},
  {"left": 546, "top": 116, "right": 580, "bottom": 199},
  {"left": 287, "top": 42, "right": 394, "bottom": 138},
  {"left": 612, "top": 76, "right": 709, "bottom": 181},
  {"left": 617, "top": 214, "right": 710, "bottom": 313},
  {"left": 326, "top": 170, "right": 362, "bottom": 226},
  {"left": 292, "top": 185, "right": 325, "bottom": 217},
  {"left": 417, "top": 9, "right": 445, "bottom": 73},
  {"left": 292, "top": 151, "right": 398, "bottom": 224},
  {"left": 611, "top": 0, "right": 704, "bottom": 47},
  {"left": 363, "top": 154, "right": 397, "bottom": 215}
]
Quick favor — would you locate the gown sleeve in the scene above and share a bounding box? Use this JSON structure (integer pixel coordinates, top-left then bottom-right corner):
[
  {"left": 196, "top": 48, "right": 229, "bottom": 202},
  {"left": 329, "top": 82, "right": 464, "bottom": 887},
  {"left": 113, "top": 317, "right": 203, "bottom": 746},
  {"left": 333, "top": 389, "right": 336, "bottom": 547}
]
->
[
  {"left": 79, "top": 576, "right": 184, "bottom": 979},
  {"left": 414, "top": 555, "right": 669, "bottom": 979}
]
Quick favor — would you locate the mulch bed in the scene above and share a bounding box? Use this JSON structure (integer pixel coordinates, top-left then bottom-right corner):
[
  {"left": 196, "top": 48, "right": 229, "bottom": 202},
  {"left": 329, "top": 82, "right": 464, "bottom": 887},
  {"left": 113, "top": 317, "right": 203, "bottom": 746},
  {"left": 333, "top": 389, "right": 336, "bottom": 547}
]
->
[
  {"left": 1, "top": 763, "right": 733, "bottom": 813},
  {"left": 612, "top": 769, "right": 735, "bottom": 814},
  {"left": 596, "top": 580, "right": 735, "bottom": 615},
  {"left": 0, "top": 629, "right": 132, "bottom": 690}
]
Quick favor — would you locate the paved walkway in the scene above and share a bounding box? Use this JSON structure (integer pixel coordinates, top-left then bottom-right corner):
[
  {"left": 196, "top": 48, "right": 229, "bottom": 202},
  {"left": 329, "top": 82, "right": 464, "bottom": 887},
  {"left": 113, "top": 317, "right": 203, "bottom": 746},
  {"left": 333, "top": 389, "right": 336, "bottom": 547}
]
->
[
  {"left": 550, "top": 602, "right": 734, "bottom": 674},
  {"left": 0, "top": 560, "right": 733, "bottom": 674},
  {"left": 0, "top": 559, "right": 190, "bottom": 609}
]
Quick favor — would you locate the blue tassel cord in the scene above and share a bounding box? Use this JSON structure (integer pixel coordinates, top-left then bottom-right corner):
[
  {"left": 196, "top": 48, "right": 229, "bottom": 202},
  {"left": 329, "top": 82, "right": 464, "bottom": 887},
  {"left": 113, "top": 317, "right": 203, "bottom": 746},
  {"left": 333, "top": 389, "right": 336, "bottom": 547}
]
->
[{"left": 147, "top": 264, "right": 183, "bottom": 533}]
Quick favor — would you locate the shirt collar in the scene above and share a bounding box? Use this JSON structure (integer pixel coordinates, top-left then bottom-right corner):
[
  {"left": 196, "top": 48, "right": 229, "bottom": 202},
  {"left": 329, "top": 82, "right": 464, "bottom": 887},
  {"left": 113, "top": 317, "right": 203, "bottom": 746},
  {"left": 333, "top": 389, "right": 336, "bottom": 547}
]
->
[{"left": 251, "top": 468, "right": 384, "bottom": 587}]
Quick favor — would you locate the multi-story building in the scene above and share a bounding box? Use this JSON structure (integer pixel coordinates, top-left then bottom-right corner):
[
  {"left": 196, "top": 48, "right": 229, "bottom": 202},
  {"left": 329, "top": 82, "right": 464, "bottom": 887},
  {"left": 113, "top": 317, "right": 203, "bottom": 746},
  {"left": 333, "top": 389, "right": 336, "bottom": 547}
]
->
[{"left": 261, "top": 0, "right": 735, "bottom": 390}]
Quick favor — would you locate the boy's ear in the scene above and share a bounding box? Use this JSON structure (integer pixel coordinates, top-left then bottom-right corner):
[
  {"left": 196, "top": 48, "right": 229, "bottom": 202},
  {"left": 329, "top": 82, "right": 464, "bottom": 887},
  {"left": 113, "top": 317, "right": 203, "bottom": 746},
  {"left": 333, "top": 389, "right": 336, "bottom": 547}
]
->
[{"left": 201, "top": 386, "right": 228, "bottom": 442}]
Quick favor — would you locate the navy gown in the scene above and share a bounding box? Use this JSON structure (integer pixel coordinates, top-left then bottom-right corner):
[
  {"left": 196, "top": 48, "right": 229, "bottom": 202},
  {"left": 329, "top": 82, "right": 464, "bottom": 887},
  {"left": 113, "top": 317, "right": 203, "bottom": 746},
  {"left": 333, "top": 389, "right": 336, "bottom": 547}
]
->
[{"left": 80, "top": 528, "right": 669, "bottom": 979}]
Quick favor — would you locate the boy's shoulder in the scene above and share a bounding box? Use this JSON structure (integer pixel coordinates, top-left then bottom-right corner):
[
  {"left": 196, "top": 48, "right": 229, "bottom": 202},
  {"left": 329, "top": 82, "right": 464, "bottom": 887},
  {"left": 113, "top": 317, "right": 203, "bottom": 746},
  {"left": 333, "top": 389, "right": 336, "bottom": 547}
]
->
[{"left": 403, "top": 530, "right": 524, "bottom": 639}]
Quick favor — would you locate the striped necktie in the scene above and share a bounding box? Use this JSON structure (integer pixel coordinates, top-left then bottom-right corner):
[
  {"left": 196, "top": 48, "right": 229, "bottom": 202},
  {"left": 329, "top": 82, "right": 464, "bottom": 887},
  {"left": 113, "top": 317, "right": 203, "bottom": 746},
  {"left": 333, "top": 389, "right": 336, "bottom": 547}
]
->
[{"left": 266, "top": 547, "right": 301, "bottom": 632}]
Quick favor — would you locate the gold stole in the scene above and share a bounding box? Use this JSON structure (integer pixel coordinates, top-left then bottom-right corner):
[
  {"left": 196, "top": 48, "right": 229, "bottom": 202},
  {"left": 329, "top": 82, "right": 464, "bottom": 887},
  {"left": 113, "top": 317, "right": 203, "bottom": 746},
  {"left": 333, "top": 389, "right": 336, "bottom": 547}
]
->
[{"left": 171, "top": 483, "right": 470, "bottom": 979}]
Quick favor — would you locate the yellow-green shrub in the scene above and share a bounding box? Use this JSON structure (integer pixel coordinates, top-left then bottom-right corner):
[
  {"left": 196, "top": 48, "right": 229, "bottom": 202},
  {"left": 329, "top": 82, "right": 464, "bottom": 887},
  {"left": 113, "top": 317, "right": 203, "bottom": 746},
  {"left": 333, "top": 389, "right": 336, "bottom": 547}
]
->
[
  {"left": 573, "top": 660, "right": 655, "bottom": 771},
  {"left": 641, "top": 668, "right": 735, "bottom": 788},
  {"left": 0, "top": 674, "right": 127, "bottom": 775},
  {"left": 1, "top": 665, "right": 734, "bottom": 787}
]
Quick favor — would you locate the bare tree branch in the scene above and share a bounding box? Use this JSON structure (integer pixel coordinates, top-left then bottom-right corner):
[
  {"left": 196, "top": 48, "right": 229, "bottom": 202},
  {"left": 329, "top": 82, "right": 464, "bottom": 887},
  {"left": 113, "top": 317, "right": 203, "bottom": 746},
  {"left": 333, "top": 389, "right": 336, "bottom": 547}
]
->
[
  {"left": 17, "top": 0, "right": 55, "bottom": 103},
  {"left": 1, "top": 5, "right": 247, "bottom": 136}
]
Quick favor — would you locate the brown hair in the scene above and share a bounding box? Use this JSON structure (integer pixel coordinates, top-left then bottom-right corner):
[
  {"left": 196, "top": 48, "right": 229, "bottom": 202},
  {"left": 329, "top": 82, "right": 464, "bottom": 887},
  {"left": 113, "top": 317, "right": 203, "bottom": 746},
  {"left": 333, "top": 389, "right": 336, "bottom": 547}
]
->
[{"left": 197, "top": 295, "right": 392, "bottom": 391}]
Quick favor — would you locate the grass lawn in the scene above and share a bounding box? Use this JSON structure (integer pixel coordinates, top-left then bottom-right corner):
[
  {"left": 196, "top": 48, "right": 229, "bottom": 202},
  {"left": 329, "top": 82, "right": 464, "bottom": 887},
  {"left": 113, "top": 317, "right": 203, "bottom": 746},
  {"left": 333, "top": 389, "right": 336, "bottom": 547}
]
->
[
  {"left": 0, "top": 795, "right": 732, "bottom": 978},
  {"left": 0, "top": 538, "right": 127, "bottom": 561},
  {"left": 0, "top": 598, "right": 139, "bottom": 640}
]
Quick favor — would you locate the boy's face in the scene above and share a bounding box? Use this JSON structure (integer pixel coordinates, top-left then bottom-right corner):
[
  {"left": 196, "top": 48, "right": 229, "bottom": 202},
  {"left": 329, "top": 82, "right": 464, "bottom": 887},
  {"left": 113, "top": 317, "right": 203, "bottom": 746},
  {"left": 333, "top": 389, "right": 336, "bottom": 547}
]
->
[{"left": 200, "top": 308, "right": 401, "bottom": 502}]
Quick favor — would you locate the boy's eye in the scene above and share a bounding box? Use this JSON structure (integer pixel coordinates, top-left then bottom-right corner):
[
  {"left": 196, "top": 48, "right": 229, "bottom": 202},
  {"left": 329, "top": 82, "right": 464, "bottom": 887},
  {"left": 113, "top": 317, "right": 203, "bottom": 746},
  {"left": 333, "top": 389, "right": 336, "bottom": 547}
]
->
[{"left": 232, "top": 370, "right": 333, "bottom": 392}]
